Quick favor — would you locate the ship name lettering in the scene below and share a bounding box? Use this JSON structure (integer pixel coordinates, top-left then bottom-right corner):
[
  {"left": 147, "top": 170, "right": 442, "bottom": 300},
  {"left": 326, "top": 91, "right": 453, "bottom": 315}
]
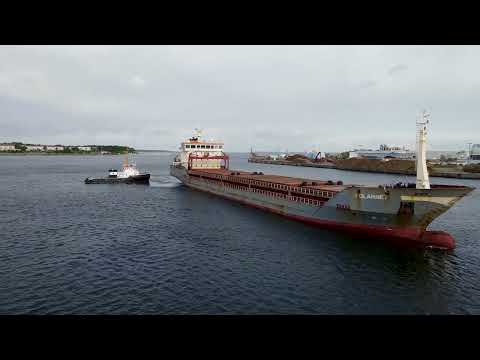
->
[{"left": 358, "top": 193, "right": 387, "bottom": 200}]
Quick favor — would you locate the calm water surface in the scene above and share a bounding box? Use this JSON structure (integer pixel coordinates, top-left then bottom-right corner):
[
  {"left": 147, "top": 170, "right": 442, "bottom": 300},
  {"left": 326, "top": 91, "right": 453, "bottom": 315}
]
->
[{"left": 1, "top": 153, "right": 479, "bottom": 314}]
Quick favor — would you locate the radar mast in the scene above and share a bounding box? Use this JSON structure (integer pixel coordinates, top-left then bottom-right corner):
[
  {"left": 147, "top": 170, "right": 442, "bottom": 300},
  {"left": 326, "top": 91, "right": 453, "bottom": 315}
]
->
[{"left": 416, "top": 110, "right": 431, "bottom": 189}]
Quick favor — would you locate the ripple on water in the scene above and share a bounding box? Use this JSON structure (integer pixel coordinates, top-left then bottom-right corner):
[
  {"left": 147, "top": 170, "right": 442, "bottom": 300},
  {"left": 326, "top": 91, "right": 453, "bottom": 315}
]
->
[{"left": 1, "top": 154, "right": 480, "bottom": 314}]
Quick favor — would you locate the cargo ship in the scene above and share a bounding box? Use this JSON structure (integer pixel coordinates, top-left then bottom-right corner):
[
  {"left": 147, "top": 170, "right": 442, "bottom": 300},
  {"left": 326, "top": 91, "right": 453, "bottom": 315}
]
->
[{"left": 170, "top": 117, "right": 474, "bottom": 250}]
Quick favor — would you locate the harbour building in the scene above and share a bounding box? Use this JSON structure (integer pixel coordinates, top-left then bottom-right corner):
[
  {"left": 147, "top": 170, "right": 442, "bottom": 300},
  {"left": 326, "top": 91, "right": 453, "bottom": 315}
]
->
[
  {"left": 348, "top": 144, "right": 415, "bottom": 160},
  {"left": 470, "top": 144, "right": 480, "bottom": 163},
  {"left": 0, "top": 144, "right": 16, "bottom": 151}
]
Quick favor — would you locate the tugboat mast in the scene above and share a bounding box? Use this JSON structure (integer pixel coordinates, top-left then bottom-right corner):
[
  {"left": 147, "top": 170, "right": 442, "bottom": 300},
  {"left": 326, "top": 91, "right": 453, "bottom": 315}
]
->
[{"left": 416, "top": 110, "right": 431, "bottom": 189}]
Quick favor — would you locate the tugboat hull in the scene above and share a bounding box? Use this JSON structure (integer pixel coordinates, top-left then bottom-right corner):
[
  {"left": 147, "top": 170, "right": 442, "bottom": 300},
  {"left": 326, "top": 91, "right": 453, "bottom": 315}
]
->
[{"left": 85, "top": 174, "right": 150, "bottom": 184}]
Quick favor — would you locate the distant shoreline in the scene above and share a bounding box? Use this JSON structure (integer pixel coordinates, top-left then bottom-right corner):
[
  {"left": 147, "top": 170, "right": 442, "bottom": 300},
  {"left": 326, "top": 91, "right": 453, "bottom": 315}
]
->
[
  {"left": 0, "top": 151, "right": 173, "bottom": 156},
  {"left": 136, "top": 150, "right": 174, "bottom": 153},
  {"left": 0, "top": 152, "right": 130, "bottom": 156}
]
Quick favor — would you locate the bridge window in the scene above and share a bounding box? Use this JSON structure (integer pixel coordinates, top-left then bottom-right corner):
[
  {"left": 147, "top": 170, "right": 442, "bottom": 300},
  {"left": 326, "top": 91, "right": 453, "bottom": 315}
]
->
[
  {"left": 201, "top": 145, "right": 205, "bottom": 149},
  {"left": 206, "top": 145, "right": 211, "bottom": 149}
]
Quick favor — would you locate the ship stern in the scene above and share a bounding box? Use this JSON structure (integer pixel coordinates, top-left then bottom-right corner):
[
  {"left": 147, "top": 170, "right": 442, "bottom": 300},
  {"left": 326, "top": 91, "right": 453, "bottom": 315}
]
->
[{"left": 170, "top": 164, "right": 188, "bottom": 183}]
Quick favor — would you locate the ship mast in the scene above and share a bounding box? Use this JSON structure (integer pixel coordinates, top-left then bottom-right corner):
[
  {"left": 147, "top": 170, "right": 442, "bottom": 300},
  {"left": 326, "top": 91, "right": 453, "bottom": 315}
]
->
[
  {"left": 194, "top": 128, "right": 203, "bottom": 141},
  {"left": 123, "top": 150, "right": 129, "bottom": 168},
  {"left": 416, "top": 110, "right": 431, "bottom": 189}
]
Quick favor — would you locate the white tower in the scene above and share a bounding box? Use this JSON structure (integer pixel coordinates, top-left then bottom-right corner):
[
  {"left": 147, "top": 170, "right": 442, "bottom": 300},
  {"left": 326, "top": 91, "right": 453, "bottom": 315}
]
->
[{"left": 416, "top": 110, "right": 431, "bottom": 189}]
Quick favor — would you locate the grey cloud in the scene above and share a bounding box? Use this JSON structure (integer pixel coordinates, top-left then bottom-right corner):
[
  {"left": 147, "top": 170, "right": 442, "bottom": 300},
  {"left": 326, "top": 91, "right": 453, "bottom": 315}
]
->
[
  {"left": 0, "top": 45, "right": 479, "bottom": 152},
  {"left": 388, "top": 64, "right": 408, "bottom": 76},
  {"left": 359, "top": 80, "right": 377, "bottom": 89}
]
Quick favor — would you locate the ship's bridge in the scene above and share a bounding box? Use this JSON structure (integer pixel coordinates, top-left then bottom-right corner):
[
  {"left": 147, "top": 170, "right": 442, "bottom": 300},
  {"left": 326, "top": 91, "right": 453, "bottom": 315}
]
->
[
  {"left": 181, "top": 141, "right": 224, "bottom": 151},
  {"left": 176, "top": 132, "right": 228, "bottom": 170}
]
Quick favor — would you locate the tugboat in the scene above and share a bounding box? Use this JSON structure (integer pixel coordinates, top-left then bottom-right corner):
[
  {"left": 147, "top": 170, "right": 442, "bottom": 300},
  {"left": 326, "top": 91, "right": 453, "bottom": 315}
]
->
[{"left": 85, "top": 155, "right": 150, "bottom": 184}]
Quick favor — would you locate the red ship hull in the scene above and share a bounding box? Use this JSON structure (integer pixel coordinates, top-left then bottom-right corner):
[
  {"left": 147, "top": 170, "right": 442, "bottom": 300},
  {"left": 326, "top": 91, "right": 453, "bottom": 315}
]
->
[
  {"left": 187, "top": 182, "right": 455, "bottom": 250},
  {"left": 170, "top": 165, "right": 472, "bottom": 250}
]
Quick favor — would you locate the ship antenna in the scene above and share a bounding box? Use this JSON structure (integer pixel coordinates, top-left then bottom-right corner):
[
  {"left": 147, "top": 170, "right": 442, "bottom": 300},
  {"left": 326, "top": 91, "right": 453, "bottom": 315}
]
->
[
  {"left": 124, "top": 149, "right": 129, "bottom": 168},
  {"left": 415, "top": 109, "right": 431, "bottom": 189}
]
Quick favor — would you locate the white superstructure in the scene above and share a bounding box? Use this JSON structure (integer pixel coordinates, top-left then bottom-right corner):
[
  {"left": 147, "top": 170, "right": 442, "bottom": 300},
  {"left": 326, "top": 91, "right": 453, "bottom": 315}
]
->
[
  {"left": 416, "top": 110, "right": 431, "bottom": 190},
  {"left": 173, "top": 129, "right": 228, "bottom": 170},
  {"left": 117, "top": 155, "right": 141, "bottom": 178}
]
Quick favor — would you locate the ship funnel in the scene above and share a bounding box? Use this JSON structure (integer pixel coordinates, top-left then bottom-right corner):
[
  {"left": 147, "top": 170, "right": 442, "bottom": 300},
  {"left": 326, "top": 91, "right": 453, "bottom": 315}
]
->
[{"left": 416, "top": 110, "right": 431, "bottom": 189}]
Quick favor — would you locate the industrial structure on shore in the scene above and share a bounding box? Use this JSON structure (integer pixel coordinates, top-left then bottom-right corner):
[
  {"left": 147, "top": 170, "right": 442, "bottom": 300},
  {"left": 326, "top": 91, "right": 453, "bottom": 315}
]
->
[
  {"left": 347, "top": 145, "right": 415, "bottom": 160},
  {"left": 469, "top": 144, "right": 480, "bottom": 163}
]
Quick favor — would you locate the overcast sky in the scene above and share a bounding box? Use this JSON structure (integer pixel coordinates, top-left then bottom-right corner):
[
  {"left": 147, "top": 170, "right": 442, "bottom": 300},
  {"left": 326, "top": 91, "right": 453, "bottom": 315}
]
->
[{"left": 0, "top": 45, "right": 478, "bottom": 152}]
